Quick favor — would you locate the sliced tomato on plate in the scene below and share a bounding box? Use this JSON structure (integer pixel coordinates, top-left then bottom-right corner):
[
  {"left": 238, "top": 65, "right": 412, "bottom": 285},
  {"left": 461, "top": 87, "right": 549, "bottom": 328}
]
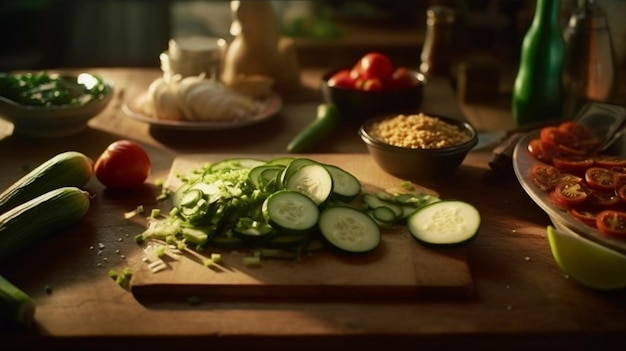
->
[
  {"left": 586, "top": 188, "right": 620, "bottom": 207},
  {"left": 596, "top": 210, "right": 626, "bottom": 237},
  {"left": 557, "top": 121, "right": 593, "bottom": 141},
  {"left": 540, "top": 126, "right": 578, "bottom": 147},
  {"left": 585, "top": 167, "right": 616, "bottom": 192},
  {"left": 527, "top": 138, "right": 559, "bottom": 162},
  {"left": 552, "top": 180, "right": 588, "bottom": 207},
  {"left": 569, "top": 207, "right": 600, "bottom": 227},
  {"left": 551, "top": 155, "right": 594, "bottom": 173},
  {"left": 593, "top": 155, "right": 626, "bottom": 169},
  {"left": 530, "top": 163, "right": 562, "bottom": 192}
]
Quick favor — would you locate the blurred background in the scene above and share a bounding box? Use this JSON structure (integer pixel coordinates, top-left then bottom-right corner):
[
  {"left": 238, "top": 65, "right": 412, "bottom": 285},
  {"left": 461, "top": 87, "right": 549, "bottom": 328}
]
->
[{"left": 1, "top": 0, "right": 625, "bottom": 101}]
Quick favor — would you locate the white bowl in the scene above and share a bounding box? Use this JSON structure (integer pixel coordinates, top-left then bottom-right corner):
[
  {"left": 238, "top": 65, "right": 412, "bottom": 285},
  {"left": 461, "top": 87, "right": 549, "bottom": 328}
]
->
[{"left": 0, "top": 72, "right": 113, "bottom": 137}]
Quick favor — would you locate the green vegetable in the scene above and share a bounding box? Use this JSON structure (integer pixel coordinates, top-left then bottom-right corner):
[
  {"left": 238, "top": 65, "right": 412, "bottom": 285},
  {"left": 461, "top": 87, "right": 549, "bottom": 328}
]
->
[
  {"left": 262, "top": 190, "right": 319, "bottom": 233},
  {"left": 407, "top": 200, "right": 480, "bottom": 247},
  {"left": 0, "top": 71, "right": 111, "bottom": 107},
  {"left": 0, "top": 187, "right": 91, "bottom": 262},
  {"left": 0, "top": 274, "right": 35, "bottom": 327},
  {"left": 287, "top": 103, "right": 342, "bottom": 153},
  {"left": 0, "top": 151, "right": 93, "bottom": 214},
  {"left": 318, "top": 205, "right": 381, "bottom": 253}
]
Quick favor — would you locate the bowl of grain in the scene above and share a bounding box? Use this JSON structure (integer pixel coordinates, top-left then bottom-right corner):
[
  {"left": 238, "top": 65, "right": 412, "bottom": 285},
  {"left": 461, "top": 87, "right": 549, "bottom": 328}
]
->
[{"left": 359, "top": 113, "right": 478, "bottom": 179}]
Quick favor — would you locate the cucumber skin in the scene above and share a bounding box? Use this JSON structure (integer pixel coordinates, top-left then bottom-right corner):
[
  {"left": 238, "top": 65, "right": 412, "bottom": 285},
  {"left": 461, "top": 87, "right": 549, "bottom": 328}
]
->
[
  {"left": 0, "top": 187, "right": 91, "bottom": 263},
  {"left": 0, "top": 151, "right": 93, "bottom": 214},
  {"left": 287, "top": 103, "right": 342, "bottom": 153},
  {"left": 0, "top": 274, "right": 35, "bottom": 327}
]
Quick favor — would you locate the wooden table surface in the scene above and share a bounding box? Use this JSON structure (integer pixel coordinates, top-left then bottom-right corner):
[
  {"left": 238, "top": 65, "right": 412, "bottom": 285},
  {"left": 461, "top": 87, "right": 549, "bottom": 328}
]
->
[{"left": 0, "top": 68, "right": 625, "bottom": 350}]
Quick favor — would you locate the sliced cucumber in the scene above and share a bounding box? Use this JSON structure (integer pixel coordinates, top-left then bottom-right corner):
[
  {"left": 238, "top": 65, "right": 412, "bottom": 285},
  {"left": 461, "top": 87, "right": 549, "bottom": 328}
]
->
[
  {"left": 279, "top": 157, "right": 318, "bottom": 188},
  {"left": 324, "top": 164, "right": 361, "bottom": 202},
  {"left": 362, "top": 193, "right": 403, "bottom": 219},
  {"left": 318, "top": 206, "right": 381, "bottom": 253},
  {"left": 284, "top": 163, "right": 333, "bottom": 206},
  {"left": 262, "top": 190, "right": 319, "bottom": 233},
  {"left": 407, "top": 200, "right": 480, "bottom": 247},
  {"left": 248, "top": 164, "right": 285, "bottom": 191}
]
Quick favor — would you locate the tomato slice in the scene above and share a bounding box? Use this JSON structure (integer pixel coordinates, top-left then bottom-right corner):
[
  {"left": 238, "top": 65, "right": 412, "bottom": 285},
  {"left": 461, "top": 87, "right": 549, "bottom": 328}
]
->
[
  {"left": 527, "top": 138, "right": 559, "bottom": 162},
  {"left": 530, "top": 163, "right": 562, "bottom": 192},
  {"left": 551, "top": 155, "right": 594, "bottom": 173},
  {"left": 569, "top": 207, "right": 600, "bottom": 227},
  {"left": 540, "top": 126, "right": 578, "bottom": 147},
  {"left": 557, "top": 121, "right": 593, "bottom": 141},
  {"left": 585, "top": 167, "right": 616, "bottom": 192},
  {"left": 596, "top": 210, "right": 626, "bottom": 237},
  {"left": 586, "top": 189, "right": 620, "bottom": 207},
  {"left": 553, "top": 180, "right": 588, "bottom": 207},
  {"left": 593, "top": 155, "right": 626, "bottom": 169}
]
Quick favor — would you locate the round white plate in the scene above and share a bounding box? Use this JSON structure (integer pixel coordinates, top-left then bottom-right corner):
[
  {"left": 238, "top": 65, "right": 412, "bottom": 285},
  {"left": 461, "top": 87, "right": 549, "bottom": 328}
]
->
[
  {"left": 123, "top": 92, "right": 282, "bottom": 131},
  {"left": 512, "top": 131, "right": 626, "bottom": 256}
]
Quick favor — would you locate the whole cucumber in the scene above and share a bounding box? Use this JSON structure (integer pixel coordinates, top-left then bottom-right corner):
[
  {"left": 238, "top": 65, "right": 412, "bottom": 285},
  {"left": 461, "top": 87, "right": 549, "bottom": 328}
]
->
[
  {"left": 0, "top": 151, "right": 93, "bottom": 214},
  {"left": 0, "top": 187, "right": 91, "bottom": 263},
  {"left": 287, "top": 103, "right": 342, "bottom": 153}
]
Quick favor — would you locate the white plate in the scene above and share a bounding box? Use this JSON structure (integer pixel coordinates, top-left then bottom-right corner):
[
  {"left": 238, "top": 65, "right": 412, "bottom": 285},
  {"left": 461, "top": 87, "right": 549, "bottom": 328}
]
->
[
  {"left": 512, "top": 131, "right": 626, "bottom": 256},
  {"left": 123, "top": 92, "right": 282, "bottom": 131}
]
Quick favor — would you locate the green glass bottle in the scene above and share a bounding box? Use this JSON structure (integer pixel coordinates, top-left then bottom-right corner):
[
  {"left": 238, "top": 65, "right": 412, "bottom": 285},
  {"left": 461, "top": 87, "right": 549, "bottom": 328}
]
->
[{"left": 512, "top": 0, "right": 565, "bottom": 127}]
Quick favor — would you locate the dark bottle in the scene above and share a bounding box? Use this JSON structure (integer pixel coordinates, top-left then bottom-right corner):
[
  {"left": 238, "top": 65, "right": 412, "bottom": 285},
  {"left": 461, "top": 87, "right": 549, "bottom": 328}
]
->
[{"left": 512, "top": 0, "right": 566, "bottom": 127}]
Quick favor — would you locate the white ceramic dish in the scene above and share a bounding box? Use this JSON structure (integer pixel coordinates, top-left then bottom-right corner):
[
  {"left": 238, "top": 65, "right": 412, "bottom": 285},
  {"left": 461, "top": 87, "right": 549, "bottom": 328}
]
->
[
  {"left": 123, "top": 92, "right": 282, "bottom": 131},
  {"left": 0, "top": 73, "right": 113, "bottom": 137},
  {"left": 512, "top": 131, "right": 626, "bottom": 256}
]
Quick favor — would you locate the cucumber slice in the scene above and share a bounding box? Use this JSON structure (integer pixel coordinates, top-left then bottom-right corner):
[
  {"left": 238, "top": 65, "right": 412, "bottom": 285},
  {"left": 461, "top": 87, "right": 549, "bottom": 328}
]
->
[
  {"left": 318, "top": 206, "right": 381, "bottom": 253},
  {"left": 248, "top": 164, "right": 284, "bottom": 191},
  {"left": 324, "top": 164, "right": 361, "bottom": 202},
  {"left": 262, "top": 190, "right": 319, "bottom": 233},
  {"left": 362, "top": 193, "right": 403, "bottom": 219},
  {"left": 279, "top": 157, "right": 318, "bottom": 188},
  {"left": 407, "top": 200, "right": 480, "bottom": 247},
  {"left": 284, "top": 163, "right": 333, "bottom": 205}
]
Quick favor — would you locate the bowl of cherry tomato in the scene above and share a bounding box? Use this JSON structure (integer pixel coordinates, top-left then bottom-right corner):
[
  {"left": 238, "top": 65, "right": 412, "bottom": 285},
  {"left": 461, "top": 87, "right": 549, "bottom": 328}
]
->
[
  {"left": 0, "top": 71, "right": 113, "bottom": 137},
  {"left": 321, "top": 52, "right": 425, "bottom": 124}
]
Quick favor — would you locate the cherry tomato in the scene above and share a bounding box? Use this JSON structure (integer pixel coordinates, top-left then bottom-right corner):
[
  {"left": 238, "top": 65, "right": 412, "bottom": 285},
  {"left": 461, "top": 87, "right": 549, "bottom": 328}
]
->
[
  {"left": 616, "top": 183, "right": 626, "bottom": 203},
  {"left": 551, "top": 155, "right": 594, "bottom": 173},
  {"left": 557, "top": 121, "right": 593, "bottom": 141},
  {"left": 360, "top": 78, "right": 383, "bottom": 91},
  {"left": 586, "top": 189, "right": 620, "bottom": 207},
  {"left": 527, "top": 138, "right": 559, "bottom": 162},
  {"left": 388, "top": 67, "right": 419, "bottom": 89},
  {"left": 353, "top": 52, "right": 394, "bottom": 80},
  {"left": 94, "top": 140, "right": 151, "bottom": 189},
  {"left": 530, "top": 163, "right": 562, "bottom": 192},
  {"left": 596, "top": 210, "right": 626, "bottom": 237},
  {"left": 585, "top": 167, "right": 615, "bottom": 192},
  {"left": 540, "top": 126, "right": 578, "bottom": 147},
  {"left": 569, "top": 207, "right": 599, "bottom": 227},
  {"left": 593, "top": 155, "right": 626, "bottom": 169},
  {"left": 553, "top": 180, "right": 588, "bottom": 207},
  {"left": 327, "top": 70, "right": 356, "bottom": 89}
]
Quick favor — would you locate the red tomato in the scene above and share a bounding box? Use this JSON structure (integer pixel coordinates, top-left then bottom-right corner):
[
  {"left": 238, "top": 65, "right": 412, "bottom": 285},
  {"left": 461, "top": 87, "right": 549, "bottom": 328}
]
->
[
  {"left": 593, "top": 155, "right": 626, "bottom": 169},
  {"left": 569, "top": 207, "right": 599, "bottom": 227},
  {"left": 596, "top": 210, "right": 626, "bottom": 237},
  {"left": 94, "top": 140, "right": 151, "bottom": 189},
  {"left": 551, "top": 155, "right": 594, "bottom": 173},
  {"left": 388, "top": 67, "right": 419, "bottom": 89},
  {"left": 557, "top": 121, "right": 592, "bottom": 140},
  {"left": 585, "top": 167, "right": 615, "bottom": 192},
  {"left": 540, "top": 126, "right": 578, "bottom": 147},
  {"left": 586, "top": 189, "right": 620, "bottom": 207},
  {"left": 354, "top": 52, "right": 394, "bottom": 80},
  {"left": 530, "top": 163, "right": 562, "bottom": 192},
  {"left": 327, "top": 69, "right": 356, "bottom": 89},
  {"left": 361, "top": 78, "right": 383, "bottom": 91},
  {"left": 527, "top": 138, "right": 559, "bottom": 162},
  {"left": 553, "top": 180, "right": 588, "bottom": 207}
]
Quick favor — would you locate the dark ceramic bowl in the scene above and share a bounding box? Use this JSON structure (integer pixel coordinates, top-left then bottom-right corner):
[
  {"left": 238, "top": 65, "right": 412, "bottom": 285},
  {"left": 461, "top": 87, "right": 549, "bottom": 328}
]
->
[
  {"left": 0, "top": 72, "right": 113, "bottom": 137},
  {"left": 321, "top": 69, "right": 425, "bottom": 124},
  {"left": 359, "top": 114, "right": 478, "bottom": 179}
]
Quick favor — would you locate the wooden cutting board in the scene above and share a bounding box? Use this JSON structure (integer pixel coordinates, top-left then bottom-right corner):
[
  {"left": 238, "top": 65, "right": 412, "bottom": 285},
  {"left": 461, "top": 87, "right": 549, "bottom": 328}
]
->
[{"left": 130, "top": 154, "right": 473, "bottom": 299}]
